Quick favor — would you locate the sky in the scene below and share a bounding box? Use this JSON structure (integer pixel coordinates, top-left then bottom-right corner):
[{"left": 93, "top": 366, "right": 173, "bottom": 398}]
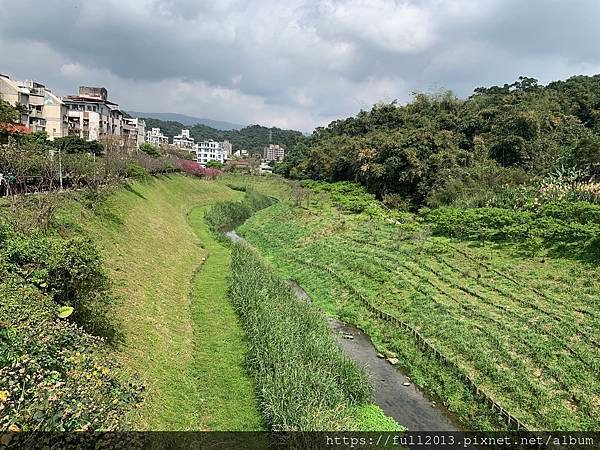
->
[{"left": 1, "top": 0, "right": 599, "bottom": 132}]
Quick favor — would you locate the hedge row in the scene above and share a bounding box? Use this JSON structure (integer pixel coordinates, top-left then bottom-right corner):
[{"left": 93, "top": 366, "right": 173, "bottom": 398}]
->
[{"left": 424, "top": 203, "right": 600, "bottom": 244}]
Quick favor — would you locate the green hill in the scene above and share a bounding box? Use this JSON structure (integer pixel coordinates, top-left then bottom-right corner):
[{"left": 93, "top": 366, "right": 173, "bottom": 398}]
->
[{"left": 142, "top": 118, "right": 304, "bottom": 155}]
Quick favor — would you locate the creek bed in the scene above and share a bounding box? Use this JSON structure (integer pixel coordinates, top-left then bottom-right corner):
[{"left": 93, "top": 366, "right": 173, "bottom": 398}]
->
[{"left": 227, "top": 230, "right": 462, "bottom": 431}]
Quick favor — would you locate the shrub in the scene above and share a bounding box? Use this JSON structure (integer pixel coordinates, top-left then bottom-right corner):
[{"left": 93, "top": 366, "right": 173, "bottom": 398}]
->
[
  {"left": 204, "top": 201, "right": 253, "bottom": 234},
  {"left": 178, "top": 159, "right": 222, "bottom": 179},
  {"left": 204, "top": 188, "right": 275, "bottom": 234},
  {"left": 0, "top": 227, "right": 113, "bottom": 337},
  {"left": 138, "top": 142, "right": 161, "bottom": 157},
  {"left": 126, "top": 161, "right": 149, "bottom": 179},
  {"left": 424, "top": 204, "right": 600, "bottom": 247},
  {"left": 0, "top": 276, "right": 142, "bottom": 432}
]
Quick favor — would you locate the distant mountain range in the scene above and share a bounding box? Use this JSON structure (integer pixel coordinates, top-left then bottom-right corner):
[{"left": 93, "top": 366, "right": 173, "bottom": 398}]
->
[{"left": 126, "top": 111, "right": 244, "bottom": 131}]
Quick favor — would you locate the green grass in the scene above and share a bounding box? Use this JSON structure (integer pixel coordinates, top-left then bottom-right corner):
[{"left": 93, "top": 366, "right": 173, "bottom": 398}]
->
[
  {"left": 66, "top": 174, "right": 260, "bottom": 430},
  {"left": 227, "top": 242, "right": 402, "bottom": 431},
  {"left": 237, "top": 186, "right": 600, "bottom": 431},
  {"left": 187, "top": 205, "right": 264, "bottom": 430}
]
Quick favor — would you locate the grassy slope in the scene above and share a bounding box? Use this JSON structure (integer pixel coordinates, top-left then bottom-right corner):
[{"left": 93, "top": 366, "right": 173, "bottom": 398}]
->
[
  {"left": 74, "top": 175, "right": 259, "bottom": 430},
  {"left": 188, "top": 206, "right": 263, "bottom": 430},
  {"left": 237, "top": 190, "right": 600, "bottom": 431}
]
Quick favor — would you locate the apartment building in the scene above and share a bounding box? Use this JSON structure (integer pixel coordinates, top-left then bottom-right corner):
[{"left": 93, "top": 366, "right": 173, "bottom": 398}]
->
[
  {"left": 42, "top": 88, "right": 69, "bottom": 140},
  {"left": 263, "top": 143, "right": 285, "bottom": 162},
  {"left": 146, "top": 127, "right": 169, "bottom": 145},
  {"left": 63, "top": 87, "right": 123, "bottom": 141},
  {"left": 173, "top": 129, "right": 194, "bottom": 149},
  {"left": 122, "top": 117, "right": 146, "bottom": 149},
  {"left": 0, "top": 74, "right": 46, "bottom": 133},
  {"left": 0, "top": 75, "right": 72, "bottom": 139},
  {"left": 194, "top": 140, "right": 226, "bottom": 166}
]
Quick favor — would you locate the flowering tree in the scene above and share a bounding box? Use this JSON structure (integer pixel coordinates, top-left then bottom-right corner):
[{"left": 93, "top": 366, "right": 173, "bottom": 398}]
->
[{"left": 178, "top": 159, "right": 222, "bottom": 179}]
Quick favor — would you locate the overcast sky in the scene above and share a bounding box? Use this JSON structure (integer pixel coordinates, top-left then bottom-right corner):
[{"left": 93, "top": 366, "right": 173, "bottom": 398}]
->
[{"left": 1, "top": 0, "right": 599, "bottom": 131}]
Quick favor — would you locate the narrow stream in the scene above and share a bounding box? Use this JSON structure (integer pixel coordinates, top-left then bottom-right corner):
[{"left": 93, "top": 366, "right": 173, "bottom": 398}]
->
[{"left": 227, "top": 231, "right": 463, "bottom": 431}]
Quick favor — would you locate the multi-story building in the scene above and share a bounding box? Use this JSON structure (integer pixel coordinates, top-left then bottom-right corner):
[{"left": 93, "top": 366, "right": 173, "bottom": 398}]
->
[
  {"left": 263, "top": 144, "right": 285, "bottom": 162},
  {"left": 42, "top": 87, "right": 68, "bottom": 141},
  {"left": 173, "top": 129, "right": 194, "bottom": 149},
  {"left": 1, "top": 74, "right": 72, "bottom": 140},
  {"left": 221, "top": 140, "right": 232, "bottom": 159},
  {"left": 194, "top": 140, "right": 226, "bottom": 166},
  {"left": 63, "top": 86, "right": 123, "bottom": 142},
  {"left": 0, "top": 74, "right": 46, "bottom": 132},
  {"left": 122, "top": 117, "right": 146, "bottom": 149},
  {"left": 146, "top": 127, "right": 169, "bottom": 146}
]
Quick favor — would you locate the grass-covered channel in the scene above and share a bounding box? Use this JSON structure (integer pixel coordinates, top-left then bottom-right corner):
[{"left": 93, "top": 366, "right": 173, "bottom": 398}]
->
[{"left": 204, "top": 183, "right": 402, "bottom": 431}]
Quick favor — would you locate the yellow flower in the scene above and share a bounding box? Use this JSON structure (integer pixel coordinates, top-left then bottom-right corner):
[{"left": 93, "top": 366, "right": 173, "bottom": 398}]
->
[
  {"left": 0, "top": 391, "right": 8, "bottom": 402},
  {"left": 8, "top": 424, "right": 20, "bottom": 432}
]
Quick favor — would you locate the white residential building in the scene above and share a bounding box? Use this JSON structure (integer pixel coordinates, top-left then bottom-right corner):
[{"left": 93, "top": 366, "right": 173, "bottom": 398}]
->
[
  {"left": 122, "top": 117, "right": 146, "bottom": 149},
  {"left": 194, "top": 140, "right": 226, "bottom": 166},
  {"left": 263, "top": 143, "right": 285, "bottom": 162},
  {"left": 63, "top": 86, "right": 123, "bottom": 142},
  {"left": 173, "top": 129, "right": 194, "bottom": 149},
  {"left": 146, "top": 127, "right": 169, "bottom": 146}
]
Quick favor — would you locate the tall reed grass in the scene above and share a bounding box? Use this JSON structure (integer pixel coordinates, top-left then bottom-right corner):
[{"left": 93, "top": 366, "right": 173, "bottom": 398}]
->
[{"left": 228, "top": 243, "right": 371, "bottom": 430}]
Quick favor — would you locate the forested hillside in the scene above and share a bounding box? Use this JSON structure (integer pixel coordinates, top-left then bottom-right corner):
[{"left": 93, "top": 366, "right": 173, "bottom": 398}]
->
[
  {"left": 142, "top": 118, "right": 304, "bottom": 155},
  {"left": 280, "top": 75, "right": 600, "bottom": 208}
]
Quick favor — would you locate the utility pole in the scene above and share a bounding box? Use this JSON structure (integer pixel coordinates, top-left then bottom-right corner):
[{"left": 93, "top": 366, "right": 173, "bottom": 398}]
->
[{"left": 58, "top": 146, "right": 63, "bottom": 191}]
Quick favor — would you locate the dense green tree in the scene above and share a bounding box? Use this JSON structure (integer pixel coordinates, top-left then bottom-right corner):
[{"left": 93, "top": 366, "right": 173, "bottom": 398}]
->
[
  {"left": 282, "top": 74, "right": 600, "bottom": 207},
  {"left": 205, "top": 160, "right": 224, "bottom": 169},
  {"left": 139, "top": 142, "right": 161, "bottom": 157},
  {"left": 0, "top": 96, "right": 19, "bottom": 124},
  {"left": 52, "top": 136, "right": 104, "bottom": 155},
  {"left": 141, "top": 118, "right": 304, "bottom": 155}
]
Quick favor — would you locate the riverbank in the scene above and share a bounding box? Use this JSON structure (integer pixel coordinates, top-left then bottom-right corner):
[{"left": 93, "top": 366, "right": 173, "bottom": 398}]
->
[{"left": 75, "top": 175, "right": 261, "bottom": 429}]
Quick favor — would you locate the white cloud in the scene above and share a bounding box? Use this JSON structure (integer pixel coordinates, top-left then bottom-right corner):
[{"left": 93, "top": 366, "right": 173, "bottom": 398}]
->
[
  {"left": 1, "top": 0, "right": 599, "bottom": 131},
  {"left": 316, "top": 0, "right": 436, "bottom": 53}
]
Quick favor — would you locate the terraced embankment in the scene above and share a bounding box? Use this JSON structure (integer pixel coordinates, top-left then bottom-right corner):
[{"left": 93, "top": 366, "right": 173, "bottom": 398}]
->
[{"left": 237, "top": 197, "right": 600, "bottom": 431}]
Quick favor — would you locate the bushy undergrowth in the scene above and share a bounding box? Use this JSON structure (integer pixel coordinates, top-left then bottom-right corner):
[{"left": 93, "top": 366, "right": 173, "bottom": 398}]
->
[
  {"left": 0, "top": 275, "right": 141, "bottom": 432},
  {"left": 300, "top": 180, "right": 386, "bottom": 215},
  {"left": 204, "top": 187, "right": 275, "bottom": 234},
  {"left": 0, "top": 197, "right": 141, "bottom": 432},
  {"left": 424, "top": 202, "right": 600, "bottom": 254},
  {"left": 0, "top": 221, "right": 113, "bottom": 337},
  {"left": 228, "top": 244, "right": 371, "bottom": 430}
]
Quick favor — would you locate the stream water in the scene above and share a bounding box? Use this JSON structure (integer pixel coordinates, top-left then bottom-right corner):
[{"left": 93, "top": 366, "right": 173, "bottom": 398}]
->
[{"left": 226, "top": 231, "right": 463, "bottom": 431}]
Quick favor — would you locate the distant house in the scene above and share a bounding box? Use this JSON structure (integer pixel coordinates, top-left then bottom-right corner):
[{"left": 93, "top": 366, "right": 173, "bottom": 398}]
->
[
  {"left": 146, "top": 127, "right": 169, "bottom": 146},
  {"left": 0, "top": 75, "right": 68, "bottom": 141},
  {"left": 194, "top": 140, "right": 229, "bottom": 166},
  {"left": 263, "top": 143, "right": 285, "bottom": 162},
  {"left": 225, "top": 158, "right": 251, "bottom": 173},
  {"left": 122, "top": 117, "right": 146, "bottom": 149},
  {"left": 173, "top": 129, "right": 195, "bottom": 149},
  {"left": 0, "top": 122, "right": 32, "bottom": 143},
  {"left": 260, "top": 162, "right": 273, "bottom": 174}
]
